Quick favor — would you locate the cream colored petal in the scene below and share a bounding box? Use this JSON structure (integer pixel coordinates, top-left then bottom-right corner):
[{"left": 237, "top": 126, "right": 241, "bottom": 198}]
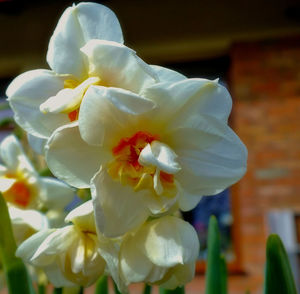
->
[
  {"left": 27, "top": 133, "right": 47, "bottom": 155},
  {"left": 7, "top": 70, "right": 68, "bottom": 138},
  {"left": 139, "top": 141, "right": 181, "bottom": 174},
  {"left": 47, "top": 3, "right": 123, "bottom": 79},
  {"left": 40, "top": 77, "right": 100, "bottom": 114},
  {"left": 150, "top": 65, "right": 187, "bottom": 83},
  {"left": 81, "top": 40, "right": 158, "bottom": 94},
  {"left": 143, "top": 216, "right": 199, "bottom": 267},
  {"left": 79, "top": 85, "right": 155, "bottom": 146},
  {"left": 45, "top": 122, "right": 107, "bottom": 188},
  {"left": 91, "top": 167, "right": 150, "bottom": 238},
  {"left": 65, "top": 200, "right": 96, "bottom": 233},
  {"left": 43, "top": 263, "right": 75, "bottom": 288},
  {"left": 39, "top": 177, "right": 75, "bottom": 210},
  {"left": 159, "top": 263, "right": 195, "bottom": 289},
  {"left": 0, "top": 177, "right": 16, "bottom": 193}
]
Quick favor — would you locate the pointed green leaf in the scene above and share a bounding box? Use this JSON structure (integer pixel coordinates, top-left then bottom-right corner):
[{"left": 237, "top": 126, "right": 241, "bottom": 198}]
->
[
  {"left": 143, "top": 284, "right": 152, "bottom": 294},
  {"left": 95, "top": 276, "right": 108, "bottom": 294},
  {"left": 205, "top": 215, "right": 227, "bottom": 294},
  {"left": 264, "top": 234, "right": 297, "bottom": 294},
  {"left": 0, "top": 192, "right": 34, "bottom": 294},
  {"left": 159, "top": 286, "right": 185, "bottom": 294}
]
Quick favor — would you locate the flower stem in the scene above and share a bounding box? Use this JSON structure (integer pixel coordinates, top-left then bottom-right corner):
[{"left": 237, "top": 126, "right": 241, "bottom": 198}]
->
[{"left": 0, "top": 192, "right": 33, "bottom": 294}]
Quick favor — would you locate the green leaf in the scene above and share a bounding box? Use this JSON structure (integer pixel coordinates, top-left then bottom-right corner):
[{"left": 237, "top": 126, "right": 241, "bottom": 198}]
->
[
  {"left": 205, "top": 215, "right": 227, "bottom": 294},
  {"left": 264, "top": 234, "right": 297, "bottom": 294},
  {"left": 159, "top": 286, "right": 185, "bottom": 294},
  {"left": 95, "top": 276, "right": 108, "bottom": 294},
  {"left": 0, "top": 192, "right": 34, "bottom": 294},
  {"left": 220, "top": 256, "right": 227, "bottom": 294},
  {"left": 143, "top": 284, "right": 152, "bottom": 294}
]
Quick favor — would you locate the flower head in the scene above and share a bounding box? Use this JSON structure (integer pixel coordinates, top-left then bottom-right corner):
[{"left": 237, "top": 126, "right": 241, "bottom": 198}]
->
[
  {"left": 16, "top": 201, "right": 106, "bottom": 287},
  {"left": 6, "top": 3, "right": 161, "bottom": 143},
  {"left": 45, "top": 78, "right": 247, "bottom": 237},
  {"left": 0, "top": 135, "right": 74, "bottom": 211}
]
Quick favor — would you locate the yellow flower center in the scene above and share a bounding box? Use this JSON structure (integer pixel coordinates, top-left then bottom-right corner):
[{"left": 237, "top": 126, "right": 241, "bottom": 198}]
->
[{"left": 107, "top": 131, "right": 175, "bottom": 195}]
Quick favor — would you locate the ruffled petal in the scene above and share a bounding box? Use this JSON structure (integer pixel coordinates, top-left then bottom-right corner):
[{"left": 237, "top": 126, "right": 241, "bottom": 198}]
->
[
  {"left": 45, "top": 122, "right": 106, "bottom": 188},
  {"left": 79, "top": 85, "right": 155, "bottom": 146},
  {"left": 39, "top": 177, "right": 75, "bottom": 210},
  {"left": 7, "top": 70, "right": 69, "bottom": 138},
  {"left": 91, "top": 167, "right": 150, "bottom": 238},
  {"left": 170, "top": 118, "right": 247, "bottom": 198},
  {"left": 47, "top": 3, "right": 123, "bottom": 79},
  {"left": 65, "top": 200, "right": 96, "bottom": 232},
  {"left": 81, "top": 40, "right": 158, "bottom": 94},
  {"left": 139, "top": 141, "right": 181, "bottom": 174},
  {"left": 141, "top": 78, "right": 232, "bottom": 125},
  {"left": 143, "top": 216, "right": 199, "bottom": 267},
  {"left": 151, "top": 65, "right": 186, "bottom": 83}
]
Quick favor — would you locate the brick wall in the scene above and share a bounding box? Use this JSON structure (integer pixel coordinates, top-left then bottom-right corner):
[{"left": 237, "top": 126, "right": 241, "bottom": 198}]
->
[{"left": 229, "top": 36, "right": 300, "bottom": 293}]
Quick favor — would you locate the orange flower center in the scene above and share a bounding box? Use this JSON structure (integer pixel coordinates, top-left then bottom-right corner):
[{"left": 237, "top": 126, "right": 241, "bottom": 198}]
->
[{"left": 108, "top": 131, "right": 175, "bottom": 193}]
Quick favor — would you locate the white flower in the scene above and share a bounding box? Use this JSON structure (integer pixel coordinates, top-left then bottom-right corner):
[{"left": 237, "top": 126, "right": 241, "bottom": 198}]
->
[
  {"left": 119, "top": 216, "right": 199, "bottom": 289},
  {"left": 45, "top": 78, "right": 247, "bottom": 238},
  {"left": 16, "top": 201, "right": 106, "bottom": 287},
  {"left": 0, "top": 135, "right": 74, "bottom": 211},
  {"left": 6, "top": 2, "right": 163, "bottom": 142}
]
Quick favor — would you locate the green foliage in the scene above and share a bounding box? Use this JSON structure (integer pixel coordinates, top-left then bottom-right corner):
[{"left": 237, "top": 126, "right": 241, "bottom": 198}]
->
[
  {"left": 95, "top": 276, "right": 108, "bottom": 294},
  {"left": 205, "top": 215, "right": 227, "bottom": 294},
  {"left": 0, "top": 192, "right": 34, "bottom": 294},
  {"left": 264, "top": 234, "right": 297, "bottom": 294},
  {"left": 159, "top": 286, "right": 185, "bottom": 294},
  {"left": 143, "top": 284, "right": 152, "bottom": 294}
]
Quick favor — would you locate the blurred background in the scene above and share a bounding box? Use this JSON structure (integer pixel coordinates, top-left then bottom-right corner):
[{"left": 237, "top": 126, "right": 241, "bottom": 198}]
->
[{"left": 0, "top": 0, "right": 300, "bottom": 293}]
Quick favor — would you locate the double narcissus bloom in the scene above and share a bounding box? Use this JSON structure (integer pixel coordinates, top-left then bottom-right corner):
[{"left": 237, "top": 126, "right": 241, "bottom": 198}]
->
[
  {"left": 5, "top": 1, "right": 248, "bottom": 291},
  {"left": 45, "top": 78, "right": 247, "bottom": 238}
]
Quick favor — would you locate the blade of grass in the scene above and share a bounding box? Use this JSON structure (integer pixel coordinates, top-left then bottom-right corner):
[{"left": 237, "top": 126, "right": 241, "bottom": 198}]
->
[
  {"left": 95, "top": 276, "right": 108, "bottom": 294},
  {"left": 0, "top": 192, "right": 34, "bottom": 294},
  {"left": 264, "top": 234, "right": 297, "bottom": 294},
  {"left": 205, "top": 215, "right": 227, "bottom": 294}
]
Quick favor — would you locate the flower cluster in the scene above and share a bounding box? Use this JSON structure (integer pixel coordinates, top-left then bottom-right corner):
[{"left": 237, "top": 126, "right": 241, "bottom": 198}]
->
[{"left": 5, "top": 2, "right": 247, "bottom": 292}]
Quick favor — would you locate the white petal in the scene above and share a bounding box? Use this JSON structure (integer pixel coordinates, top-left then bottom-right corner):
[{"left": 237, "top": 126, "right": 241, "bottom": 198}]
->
[
  {"left": 65, "top": 200, "right": 96, "bottom": 232},
  {"left": 0, "top": 135, "right": 35, "bottom": 173},
  {"left": 79, "top": 85, "right": 155, "bottom": 146},
  {"left": 7, "top": 70, "right": 69, "bottom": 138},
  {"left": 139, "top": 141, "right": 181, "bottom": 174},
  {"left": 81, "top": 40, "right": 158, "bottom": 94},
  {"left": 91, "top": 167, "right": 150, "bottom": 238},
  {"left": 171, "top": 119, "right": 247, "bottom": 197},
  {"left": 43, "top": 263, "right": 75, "bottom": 288},
  {"left": 47, "top": 3, "right": 123, "bottom": 79},
  {"left": 27, "top": 134, "right": 47, "bottom": 155},
  {"left": 151, "top": 65, "right": 186, "bottom": 83},
  {"left": 16, "top": 229, "right": 55, "bottom": 261},
  {"left": 39, "top": 177, "right": 75, "bottom": 210},
  {"left": 45, "top": 122, "right": 106, "bottom": 188},
  {"left": 120, "top": 233, "right": 157, "bottom": 284},
  {"left": 141, "top": 78, "right": 232, "bottom": 125},
  {"left": 143, "top": 216, "right": 199, "bottom": 267},
  {"left": 40, "top": 77, "right": 100, "bottom": 114}
]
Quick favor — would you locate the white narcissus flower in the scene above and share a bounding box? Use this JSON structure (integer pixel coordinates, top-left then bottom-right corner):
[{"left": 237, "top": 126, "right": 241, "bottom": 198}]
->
[
  {"left": 16, "top": 201, "right": 106, "bottom": 287},
  {"left": 45, "top": 78, "right": 247, "bottom": 238},
  {"left": 0, "top": 135, "right": 74, "bottom": 211},
  {"left": 6, "top": 2, "right": 165, "bottom": 144},
  {"left": 119, "top": 216, "right": 199, "bottom": 289}
]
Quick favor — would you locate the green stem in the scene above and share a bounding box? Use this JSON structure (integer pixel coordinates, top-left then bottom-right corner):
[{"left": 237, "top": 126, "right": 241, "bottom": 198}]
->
[
  {"left": 95, "top": 276, "right": 108, "bottom": 294},
  {"left": 0, "top": 192, "right": 33, "bottom": 294},
  {"left": 143, "top": 284, "right": 152, "bottom": 294}
]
